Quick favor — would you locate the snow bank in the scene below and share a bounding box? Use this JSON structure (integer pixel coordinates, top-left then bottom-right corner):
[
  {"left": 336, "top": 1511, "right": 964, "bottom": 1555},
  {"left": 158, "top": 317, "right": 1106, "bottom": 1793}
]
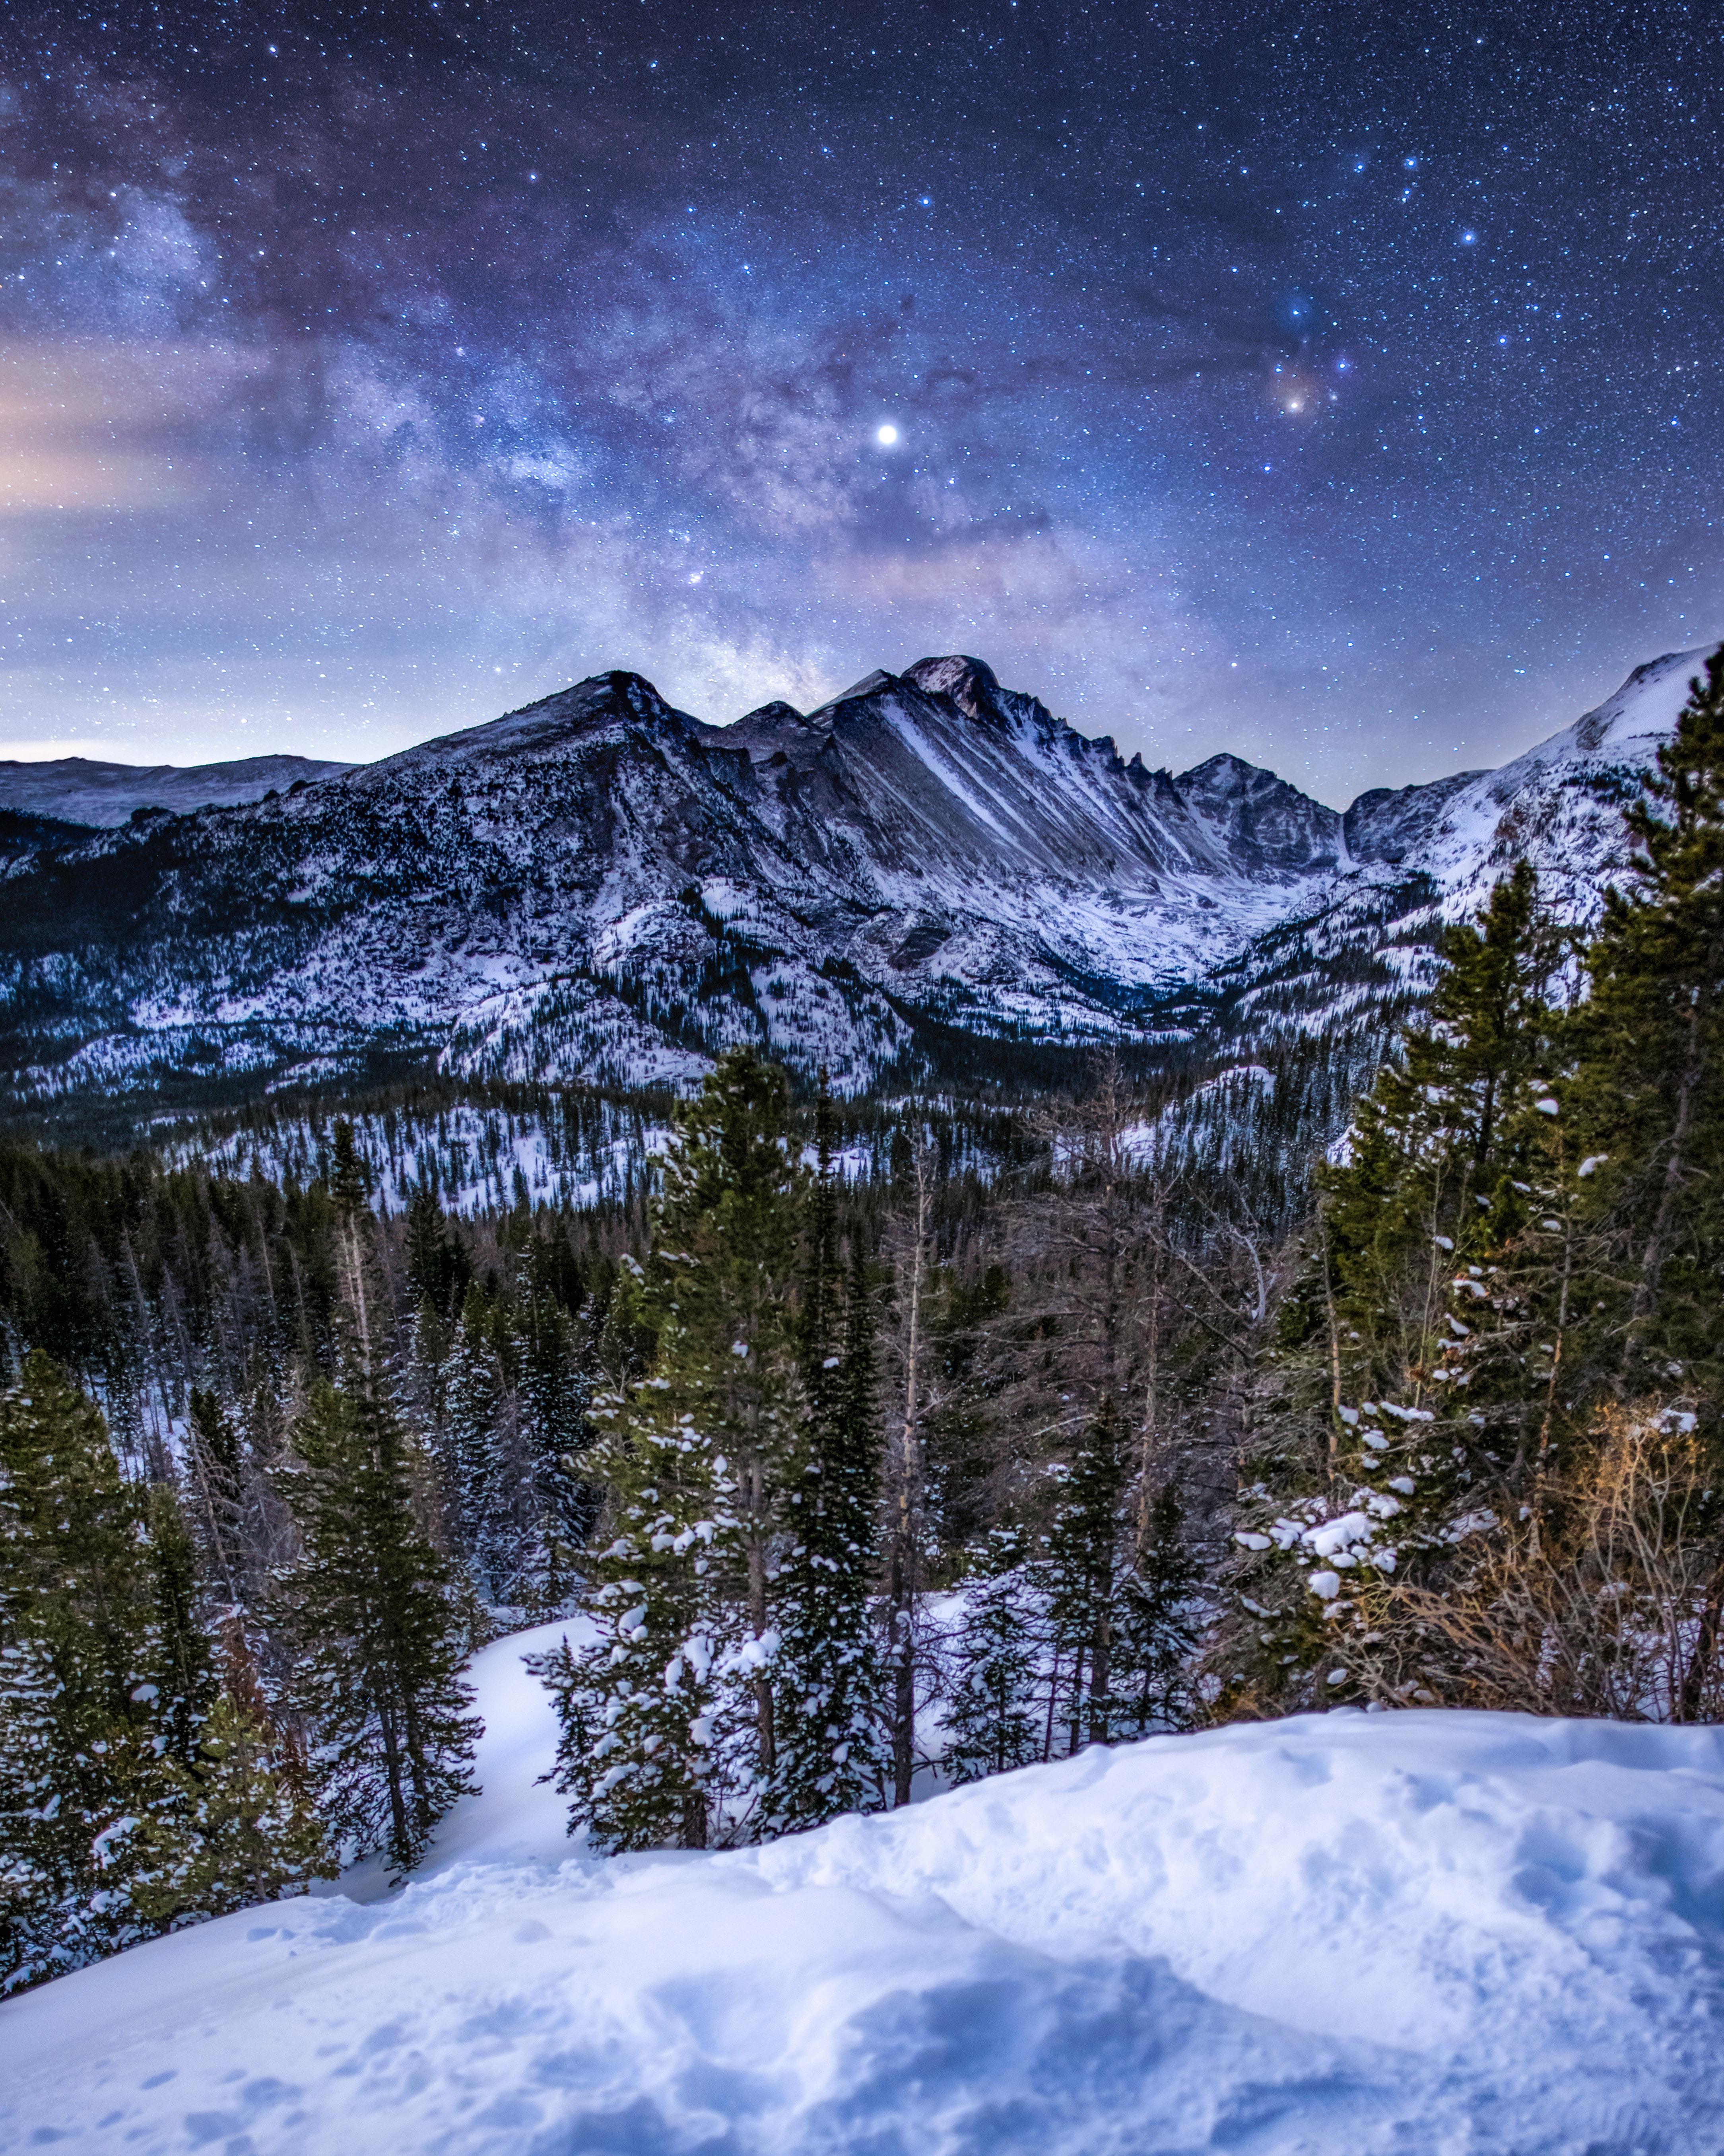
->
[{"left": 5, "top": 1625, "right": 1723, "bottom": 2154}]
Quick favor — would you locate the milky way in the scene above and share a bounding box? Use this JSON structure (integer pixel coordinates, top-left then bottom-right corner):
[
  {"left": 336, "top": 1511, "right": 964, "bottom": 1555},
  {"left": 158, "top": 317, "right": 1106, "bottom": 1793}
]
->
[{"left": 1, "top": 2, "right": 1718, "bottom": 799}]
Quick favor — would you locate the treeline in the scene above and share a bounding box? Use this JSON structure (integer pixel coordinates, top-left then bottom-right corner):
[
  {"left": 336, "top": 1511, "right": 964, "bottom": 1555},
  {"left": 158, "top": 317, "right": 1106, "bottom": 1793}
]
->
[{"left": 7, "top": 652, "right": 1724, "bottom": 1986}]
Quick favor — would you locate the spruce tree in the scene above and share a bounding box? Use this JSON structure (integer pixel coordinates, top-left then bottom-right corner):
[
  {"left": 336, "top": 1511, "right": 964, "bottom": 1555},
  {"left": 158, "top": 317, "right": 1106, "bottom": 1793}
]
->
[
  {"left": 511, "top": 1285, "right": 594, "bottom": 1612},
  {"left": 773, "top": 1117, "right": 884, "bottom": 1829},
  {"left": 1320, "top": 861, "right": 1562, "bottom": 1400},
  {"left": 404, "top": 1187, "right": 471, "bottom": 1320},
  {"left": 274, "top": 1145, "right": 481, "bottom": 1878},
  {"left": 530, "top": 1400, "right": 737, "bottom": 1851},
  {"left": 1044, "top": 1393, "right": 1130, "bottom": 1749},
  {"left": 132, "top": 1630, "right": 334, "bottom": 1929},
  {"left": 185, "top": 1387, "right": 245, "bottom": 1606},
  {"left": 442, "top": 1285, "right": 507, "bottom": 1598},
  {"left": 1112, "top": 1483, "right": 1201, "bottom": 1737},
  {"left": 142, "top": 1481, "right": 217, "bottom": 1772},
  {"left": 944, "top": 1530, "right": 1044, "bottom": 1784},
  {"left": 1226, "top": 868, "right": 1568, "bottom": 1709},
  {"left": 1569, "top": 645, "right": 1724, "bottom": 1401},
  {"left": 0, "top": 1354, "right": 161, "bottom": 1991},
  {"left": 536, "top": 1048, "right": 811, "bottom": 1849}
]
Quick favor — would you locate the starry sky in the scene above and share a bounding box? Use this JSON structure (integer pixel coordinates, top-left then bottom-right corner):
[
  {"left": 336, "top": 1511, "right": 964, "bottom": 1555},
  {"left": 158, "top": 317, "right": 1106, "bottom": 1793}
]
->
[{"left": 1, "top": 2, "right": 1718, "bottom": 803}]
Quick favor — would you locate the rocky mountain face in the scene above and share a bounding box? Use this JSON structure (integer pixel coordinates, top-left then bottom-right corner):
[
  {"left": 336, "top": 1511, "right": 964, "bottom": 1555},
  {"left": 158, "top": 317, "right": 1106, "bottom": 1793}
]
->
[{"left": 0, "top": 647, "right": 1708, "bottom": 1118}]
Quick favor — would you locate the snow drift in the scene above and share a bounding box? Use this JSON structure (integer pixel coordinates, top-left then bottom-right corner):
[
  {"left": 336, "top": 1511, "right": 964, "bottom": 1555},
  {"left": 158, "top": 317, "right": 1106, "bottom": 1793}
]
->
[{"left": 4, "top": 1621, "right": 1722, "bottom": 2154}]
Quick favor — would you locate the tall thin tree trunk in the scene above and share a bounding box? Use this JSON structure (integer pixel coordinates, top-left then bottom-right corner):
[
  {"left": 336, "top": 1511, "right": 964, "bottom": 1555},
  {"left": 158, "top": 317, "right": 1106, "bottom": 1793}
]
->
[
  {"left": 1633, "top": 967, "right": 1714, "bottom": 1322},
  {"left": 747, "top": 1448, "right": 776, "bottom": 1779},
  {"left": 1526, "top": 1213, "right": 1574, "bottom": 1561},
  {"left": 887, "top": 1139, "right": 931, "bottom": 1806},
  {"left": 1136, "top": 1234, "right": 1163, "bottom": 1552},
  {"left": 1679, "top": 1561, "right": 1724, "bottom": 1722},
  {"left": 1318, "top": 1213, "right": 1343, "bottom": 1485}
]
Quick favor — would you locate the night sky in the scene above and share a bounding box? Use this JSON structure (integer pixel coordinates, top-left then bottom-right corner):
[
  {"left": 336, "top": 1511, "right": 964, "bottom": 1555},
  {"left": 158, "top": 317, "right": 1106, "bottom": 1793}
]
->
[{"left": 2, "top": 2, "right": 1718, "bottom": 802}]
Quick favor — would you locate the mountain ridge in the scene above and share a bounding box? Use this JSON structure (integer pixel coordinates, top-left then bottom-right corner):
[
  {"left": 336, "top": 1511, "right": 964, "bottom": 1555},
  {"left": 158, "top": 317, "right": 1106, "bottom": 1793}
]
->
[
  {"left": 0, "top": 752, "right": 354, "bottom": 830},
  {"left": 0, "top": 645, "right": 1710, "bottom": 1121}
]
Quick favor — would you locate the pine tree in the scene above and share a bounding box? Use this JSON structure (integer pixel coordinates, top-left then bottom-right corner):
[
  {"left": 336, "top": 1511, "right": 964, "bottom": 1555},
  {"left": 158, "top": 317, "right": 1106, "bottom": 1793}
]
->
[
  {"left": 0, "top": 1354, "right": 161, "bottom": 1992},
  {"left": 274, "top": 1150, "right": 481, "bottom": 1878},
  {"left": 536, "top": 1048, "right": 811, "bottom": 1850},
  {"left": 1111, "top": 1483, "right": 1201, "bottom": 1737},
  {"left": 276, "top": 1379, "right": 481, "bottom": 1874},
  {"left": 773, "top": 1105, "right": 884, "bottom": 1829},
  {"left": 1225, "top": 869, "right": 1568, "bottom": 1709},
  {"left": 404, "top": 1187, "right": 471, "bottom": 1320},
  {"left": 530, "top": 1401, "right": 737, "bottom": 1852},
  {"left": 1044, "top": 1393, "right": 1130, "bottom": 1749},
  {"left": 442, "top": 1285, "right": 507, "bottom": 1598},
  {"left": 1321, "top": 861, "right": 1562, "bottom": 1400},
  {"left": 142, "top": 1480, "right": 217, "bottom": 1772},
  {"left": 131, "top": 1630, "right": 334, "bottom": 1929},
  {"left": 511, "top": 1285, "right": 594, "bottom": 1613},
  {"left": 184, "top": 1387, "right": 244, "bottom": 1606},
  {"left": 943, "top": 1530, "right": 1044, "bottom": 1784},
  {"left": 1569, "top": 645, "right": 1724, "bottom": 1401}
]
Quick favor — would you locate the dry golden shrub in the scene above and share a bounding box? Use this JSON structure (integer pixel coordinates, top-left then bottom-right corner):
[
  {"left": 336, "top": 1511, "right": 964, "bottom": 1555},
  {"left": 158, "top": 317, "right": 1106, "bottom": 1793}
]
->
[{"left": 1347, "top": 1405, "right": 1724, "bottom": 1722}]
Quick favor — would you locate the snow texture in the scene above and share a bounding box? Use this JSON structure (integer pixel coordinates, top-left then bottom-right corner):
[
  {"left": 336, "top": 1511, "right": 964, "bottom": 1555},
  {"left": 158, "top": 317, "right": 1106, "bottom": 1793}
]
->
[
  {"left": 4, "top": 1620, "right": 1723, "bottom": 2154},
  {"left": 179, "top": 1102, "right": 674, "bottom": 1219}
]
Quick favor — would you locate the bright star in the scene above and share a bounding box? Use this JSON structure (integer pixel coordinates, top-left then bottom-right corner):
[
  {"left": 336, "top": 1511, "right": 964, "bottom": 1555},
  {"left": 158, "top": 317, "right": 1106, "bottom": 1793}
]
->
[{"left": 876, "top": 424, "right": 899, "bottom": 446}]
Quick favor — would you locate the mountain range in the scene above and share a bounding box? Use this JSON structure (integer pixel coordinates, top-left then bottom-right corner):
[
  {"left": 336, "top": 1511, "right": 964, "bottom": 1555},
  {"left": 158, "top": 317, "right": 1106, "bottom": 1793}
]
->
[
  {"left": 0, "top": 647, "right": 1706, "bottom": 1125},
  {"left": 0, "top": 752, "right": 352, "bottom": 830}
]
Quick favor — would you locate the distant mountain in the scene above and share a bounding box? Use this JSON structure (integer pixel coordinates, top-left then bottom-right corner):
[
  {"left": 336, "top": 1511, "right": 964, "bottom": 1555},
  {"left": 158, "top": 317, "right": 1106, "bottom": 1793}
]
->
[
  {"left": 0, "top": 752, "right": 352, "bottom": 830},
  {"left": 0, "top": 648, "right": 1708, "bottom": 1125}
]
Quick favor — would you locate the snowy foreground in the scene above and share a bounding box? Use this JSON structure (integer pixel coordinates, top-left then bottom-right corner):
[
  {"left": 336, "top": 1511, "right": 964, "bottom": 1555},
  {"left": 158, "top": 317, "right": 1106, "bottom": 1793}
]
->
[{"left": 5, "top": 1626, "right": 1724, "bottom": 2154}]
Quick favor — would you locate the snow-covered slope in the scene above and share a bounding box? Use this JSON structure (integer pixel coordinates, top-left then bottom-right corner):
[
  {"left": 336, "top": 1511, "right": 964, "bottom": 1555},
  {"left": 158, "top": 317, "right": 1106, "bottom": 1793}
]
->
[
  {"left": 0, "top": 753, "right": 352, "bottom": 830},
  {"left": 1377, "top": 647, "right": 1704, "bottom": 921},
  {"left": 0, "top": 649, "right": 1710, "bottom": 1111},
  {"left": 3, "top": 1623, "right": 1722, "bottom": 2154}
]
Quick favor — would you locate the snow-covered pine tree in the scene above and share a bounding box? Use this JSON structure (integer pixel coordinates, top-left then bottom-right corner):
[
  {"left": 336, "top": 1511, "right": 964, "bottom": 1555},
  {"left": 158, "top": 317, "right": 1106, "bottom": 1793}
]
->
[
  {"left": 0, "top": 1353, "right": 162, "bottom": 1992},
  {"left": 131, "top": 1627, "right": 334, "bottom": 1930},
  {"left": 1111, "top": 1482, "right": 1201, "bottom": 1737},
  {"left": 771, "top": 1090, "right": 883, "bottom": 1830},
  {"left": 142, "top": 1480, "right": 217, "bottom": 1772},
  {"left": 1044, "top": 1392, "right": 1130, "bottom": 1749},
  {"left": 273, "top": 1126, "right": 481, "bottom": 1877},
  {"left": 184, "top": 1387, "right": 245, "bottom": 1607},
  {"left": 1225, "top": 867, "right": 1567, "bottom": 1710},
  {"left": 881, "top": 1124, "right": 936, "bottom": 1805},
  {"left": 276, "top": 1375, "right": 481, "bottom": 1874},
  {"left": 511, "top": 1285, "right": 594, "bottom": 1615},
  {"left": 943, "top": 1528, "right": 1045, "bottom": 1784},
  {"left": 1319, "top": 861, "right": 1562, "bottom": 1399},
  {"left": 441, "top": 1284, "right": 508, "bottom": 1600},
  {"left": 530, "top": 1398, "right": 736, "bottom": 1851},
  {"left": 536, "top": 1049, "right": 811, "bottom": 1849},
  {"left": 1559, "top": 646, "right": 1724, "bottom": 1709},
  {"left": 1569, "top": 644, "right": 1724, "bottom": 1404}
]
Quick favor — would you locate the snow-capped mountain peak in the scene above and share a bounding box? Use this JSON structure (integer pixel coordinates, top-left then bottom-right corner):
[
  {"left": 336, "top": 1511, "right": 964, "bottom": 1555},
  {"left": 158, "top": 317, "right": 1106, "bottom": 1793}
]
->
[{"left": 0, "top": 647, "right": 1712, "bottom": 1111}]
